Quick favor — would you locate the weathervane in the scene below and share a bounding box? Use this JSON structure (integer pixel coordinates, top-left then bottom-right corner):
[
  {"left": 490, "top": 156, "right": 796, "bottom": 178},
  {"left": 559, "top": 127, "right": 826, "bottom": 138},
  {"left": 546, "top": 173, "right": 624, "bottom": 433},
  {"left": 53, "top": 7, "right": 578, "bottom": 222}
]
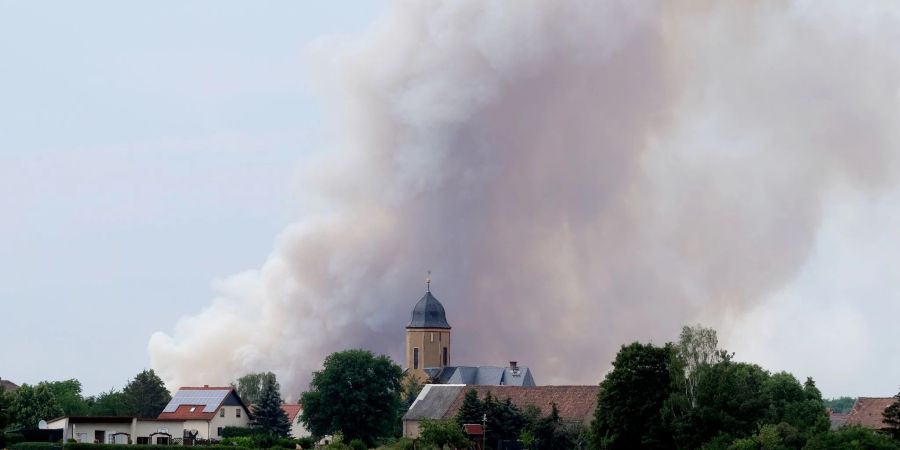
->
[{"left": 426, "top": 270, "right": 431, "bottom": 293}]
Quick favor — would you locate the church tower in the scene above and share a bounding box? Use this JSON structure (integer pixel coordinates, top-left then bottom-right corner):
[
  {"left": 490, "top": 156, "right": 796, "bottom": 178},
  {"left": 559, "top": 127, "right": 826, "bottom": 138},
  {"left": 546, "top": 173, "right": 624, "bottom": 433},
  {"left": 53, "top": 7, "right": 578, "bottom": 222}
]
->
[{"left": 405, "top": 276, "right": 451, "bottom": 382}]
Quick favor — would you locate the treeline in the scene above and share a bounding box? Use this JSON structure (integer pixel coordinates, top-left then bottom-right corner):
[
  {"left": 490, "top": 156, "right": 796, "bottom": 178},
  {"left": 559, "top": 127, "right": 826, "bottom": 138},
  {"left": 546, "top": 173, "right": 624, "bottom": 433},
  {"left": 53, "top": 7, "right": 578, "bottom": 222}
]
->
[
  {"left": 590, "top": 325, "right": 900, "bottom": 450},
  {"left": 0, "top": 369, "right": 171, "bottom": 429}
]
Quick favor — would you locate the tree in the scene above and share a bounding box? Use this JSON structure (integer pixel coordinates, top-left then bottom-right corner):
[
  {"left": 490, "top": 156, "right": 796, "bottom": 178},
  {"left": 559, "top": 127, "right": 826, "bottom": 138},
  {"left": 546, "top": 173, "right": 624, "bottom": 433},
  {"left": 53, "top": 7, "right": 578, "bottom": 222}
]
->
[
  {"left": 46, "top": 379, "right": 90, "bottom": 416},
  {"left": 122, "top": 369, "right": 171, "bottom": 418},
  {"left": 804, "top": 426, "right": 900, "bottom": 450},
  {"left": 0, "top": 389, "right": 10, "bottom": 429},
  {"left": 252, "top": 372, "right": 292, "bottom": 437},
  {"left": 590, "top": 342, "right": 676, "bottom": 450},
  {"left": 883, "top": 389, "right": 900, "bottom": 440},
  {"left": 401, "top": 376, "right": 423, "bottom": 412},
  {"left": 299, "top": 349, "right": 403, "bottom": 446},
  {"left": 672, "top": 361, "right": 771, "bottom": 449},
  {"left": 456, "top": 389, "right": 484, "bottom": 427},
  {"left": 419, "top": 419, "right": 468, "bottom": 449},
  {"left": 87, "top": 388, "right": 128, "bottom": 416},
  {"left": 10, "top": 383, "right": 64, "bottom": 428},
  {"left": 233, "top": 372, "right": 274, "bottom": 406},
  {"left": 673, "top": 324, "right": 729, "bottom": 409},
  {"left": 822, "top": 397, "right": 856, "bottom": 414}
]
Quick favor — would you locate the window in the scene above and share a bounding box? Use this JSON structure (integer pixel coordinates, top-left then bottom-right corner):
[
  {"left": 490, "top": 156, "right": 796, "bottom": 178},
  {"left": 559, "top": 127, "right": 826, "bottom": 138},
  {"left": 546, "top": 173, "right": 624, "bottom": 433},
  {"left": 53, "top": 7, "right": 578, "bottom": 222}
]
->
[
  {"left": 443, "top": 347, "right": 448, "bottom": 366},
  {"left": 189, "top": 406, "right": 196, "bottom": 412},
  {"left": 430, "top": 332, "right": 434, "bottom": 342},
  {"left": 156, "top": 437, "right": 169, "bottom": 445},
  {"left": 220, "top": 408, "right": 225, "bottom": 417},
  {"left": 137, "top": 437, "right": 149, "bottom": 445},
  {"left": 413, "top": 347, "right": 419, "bottom": 369},
  {"left": 217, "top": 427, "right": 223, "bottom": 437},
  {"left": 236, "top": 408, "right": 241, "bottom": 418}
]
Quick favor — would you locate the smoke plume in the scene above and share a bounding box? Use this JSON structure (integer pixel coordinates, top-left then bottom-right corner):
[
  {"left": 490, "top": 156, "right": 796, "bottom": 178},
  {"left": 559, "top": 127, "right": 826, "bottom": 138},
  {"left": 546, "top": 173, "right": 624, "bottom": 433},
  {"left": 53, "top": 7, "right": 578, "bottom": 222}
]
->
[{"left": 149, "top": 0, "right": 900, "bottom": 399}]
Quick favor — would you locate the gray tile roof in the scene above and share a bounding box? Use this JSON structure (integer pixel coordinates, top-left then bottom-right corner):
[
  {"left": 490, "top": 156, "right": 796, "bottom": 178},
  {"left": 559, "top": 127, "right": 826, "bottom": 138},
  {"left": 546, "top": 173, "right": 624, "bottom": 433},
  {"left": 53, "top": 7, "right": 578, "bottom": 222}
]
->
[
  {"left": 403, "top": 385, "right": 466, "bottom": 421},
  {"left": 433, "top": 366, "right": 536, "bottom": 386},
  {"left": 407, "top": 291, "right": 451, "bottom": 329}
]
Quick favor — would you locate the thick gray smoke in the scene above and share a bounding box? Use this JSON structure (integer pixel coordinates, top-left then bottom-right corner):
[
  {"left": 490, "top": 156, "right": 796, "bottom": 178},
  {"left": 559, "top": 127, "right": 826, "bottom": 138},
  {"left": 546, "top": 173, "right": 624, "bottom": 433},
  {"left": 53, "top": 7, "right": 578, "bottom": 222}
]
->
[{"left": 149, "top": 0, "right": 900, "bottom": 399}]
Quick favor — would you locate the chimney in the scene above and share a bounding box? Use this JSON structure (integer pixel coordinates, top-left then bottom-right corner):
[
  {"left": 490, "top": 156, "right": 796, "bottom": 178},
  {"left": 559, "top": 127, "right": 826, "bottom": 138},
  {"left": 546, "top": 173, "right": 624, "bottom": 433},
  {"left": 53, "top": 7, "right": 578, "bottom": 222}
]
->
[
  {"left": 509, "top": 361, "right": 517, "bottom": 370},
  {"left": 204, "top": 384, "right": 209, "bottom": 388}
]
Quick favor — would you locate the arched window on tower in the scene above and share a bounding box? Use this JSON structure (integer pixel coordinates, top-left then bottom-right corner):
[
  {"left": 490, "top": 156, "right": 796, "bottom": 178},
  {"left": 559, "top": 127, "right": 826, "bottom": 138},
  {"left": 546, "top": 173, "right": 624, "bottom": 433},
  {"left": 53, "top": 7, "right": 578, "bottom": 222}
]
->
[
  {"left": 413, "top": 347, "right": 419, "bottom": 369},
  {"left": 442, "top": 347, "right": 448, "bottom": 366}
]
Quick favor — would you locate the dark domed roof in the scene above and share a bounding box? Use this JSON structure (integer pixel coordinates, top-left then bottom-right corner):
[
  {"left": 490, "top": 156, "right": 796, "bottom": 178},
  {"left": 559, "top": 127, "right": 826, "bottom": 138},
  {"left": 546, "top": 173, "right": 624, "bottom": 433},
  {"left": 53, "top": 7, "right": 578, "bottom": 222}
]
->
[{"left": 407, "top": 291, "right": 451, "bottom": 329}]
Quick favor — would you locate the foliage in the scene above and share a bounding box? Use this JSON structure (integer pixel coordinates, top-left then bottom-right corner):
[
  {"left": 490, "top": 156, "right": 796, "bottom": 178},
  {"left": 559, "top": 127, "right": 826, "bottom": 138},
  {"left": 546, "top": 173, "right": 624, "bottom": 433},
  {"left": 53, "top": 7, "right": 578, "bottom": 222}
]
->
[
  {"left": 672, "top": 361, "right": 771, "bottom": 449},
  {"left": 883, "top": 389, "right": 900, "bottom": 440},
  {"left": 10, "top": 383, "right": 64, "bottom": 428},
  {"left": 455, "top": 389, "right": 484, "bottom": 427},
  {"left": 222, "top": 426, "right": 262, "bottom": 438},
  {"left": 401, "top": 376, "right": 423, "bottom": 412},
  {"left": 419, "top": 419, "right": 468, "bottom": 449},
  {"left": 121, "top": 369, "right": 171, "bottom": 418},
  {"left": 300, "top": 349, "right": 404, "bottom": 446},
  {"left": 349, "top": 438, "right": 368, "bottom": 450},
  {"left": 484, "top": 395, "right": 529, "bottom": 443},
  {"left": 12, "top": 445, "right": 249, "bottom": 450},
  {"left": 252, "top": 372, "right": 292, "bottom": 437},
  {"left": 674, "top": 325, "right": 730, "bottom": 409},
  {"left": 822, "top": 397, "right": 855, "bottom": 414},
  {"left": 803, "top": 425, "right": 900, "bottom": 450},
  {"left": 590, "top": 341, "right": 676, "bottom": 450},
  {"left": 86, "top": 388, "right": 128, "bottom": 416},
  {"left": 297, "top": 436, "right": 316, "bottom": 449},
  {"left": 45, "top": 380, "right": 90, "bottom": 416},
  {"left": 233, "top": 372, "right": 275, "bottom": 406},
  {"left": 0, "top": 388, "right": 10, "bottom": 429}
]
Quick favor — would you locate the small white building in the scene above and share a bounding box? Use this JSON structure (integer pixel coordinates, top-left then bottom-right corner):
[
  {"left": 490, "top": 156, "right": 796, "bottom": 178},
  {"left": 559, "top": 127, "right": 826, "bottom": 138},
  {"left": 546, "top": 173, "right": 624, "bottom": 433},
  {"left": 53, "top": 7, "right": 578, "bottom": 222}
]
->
[{"left": 46, "top": 417, "right": 185, "bottom": 445}]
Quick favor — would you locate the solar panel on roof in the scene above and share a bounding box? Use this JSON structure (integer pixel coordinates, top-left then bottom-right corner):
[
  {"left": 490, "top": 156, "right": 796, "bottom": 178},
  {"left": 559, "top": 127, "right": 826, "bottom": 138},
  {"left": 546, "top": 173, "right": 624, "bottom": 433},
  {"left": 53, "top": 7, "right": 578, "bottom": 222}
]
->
[{"left": 162, "top": 389, "right": 231, "bottom": 413}]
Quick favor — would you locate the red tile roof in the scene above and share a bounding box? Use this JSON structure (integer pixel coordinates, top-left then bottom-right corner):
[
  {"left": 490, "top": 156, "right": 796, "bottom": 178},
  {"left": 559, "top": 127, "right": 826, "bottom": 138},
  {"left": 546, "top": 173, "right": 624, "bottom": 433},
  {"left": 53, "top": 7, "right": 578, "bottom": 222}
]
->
[
  {"left": 1, "top": 379, "right": 18, "bottom": 392},
  {"left": 845, "top": 397, "right": 896, "bottom": 430},
  {"left": 462, "top": 424, "right": 484, "bottom": 435},
  {"left": 282, "top": 404, "right": 302, "bottom": 423},
  {"left": 158, "top": 404, "right": 216, "bottom": 421},
  {"left": 181, "top": 386, "right": 234, "bottom": 390},
  {"left": 444, "top": 386, "right": 600, "bottom": 424}
]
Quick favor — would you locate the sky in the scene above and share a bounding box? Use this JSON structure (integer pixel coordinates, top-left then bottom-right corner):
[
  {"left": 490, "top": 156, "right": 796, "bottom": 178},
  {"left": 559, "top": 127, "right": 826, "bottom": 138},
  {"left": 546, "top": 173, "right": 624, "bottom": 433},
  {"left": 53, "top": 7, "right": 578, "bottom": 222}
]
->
[
  {"left": 2, "top": 1, "right": 899, "bottom": 401},
  {"left": 0, "top": 1, "right": 385, "bottom": 395}
]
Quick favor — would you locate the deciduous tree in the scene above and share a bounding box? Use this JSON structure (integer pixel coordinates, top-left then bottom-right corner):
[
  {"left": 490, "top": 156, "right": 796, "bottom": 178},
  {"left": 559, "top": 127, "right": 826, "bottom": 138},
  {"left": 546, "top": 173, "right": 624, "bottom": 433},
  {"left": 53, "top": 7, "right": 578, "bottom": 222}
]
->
[
  {"left": 46, "top": 379, "right": 90, "bottom": 416},
  {"left": 122, "top": 369, "right": 171, "bottom": 418},
  {"left": 233, "top": 372, "right": 273, "bottom": 406},
  {"left": 87, "top": 388, "right": 128, "bottom": 416},
  {"left": 419, "top": 419, "right": 468, "bottom": 449},
  {"left": 10, "top": 383, "right": 64, "bottom": 428},
  {"left": 300, "top": 349, "right": 403, "bottom": 446},
  {"left": 590, "top": 342, "right": 675, "bottom": 450}
]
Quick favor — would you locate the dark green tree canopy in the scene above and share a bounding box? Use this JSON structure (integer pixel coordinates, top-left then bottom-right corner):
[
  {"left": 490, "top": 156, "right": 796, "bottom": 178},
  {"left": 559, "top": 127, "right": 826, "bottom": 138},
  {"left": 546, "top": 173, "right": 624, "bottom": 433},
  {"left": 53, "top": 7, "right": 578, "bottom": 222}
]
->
[
  {"left": 590, "top": 341, "right": 676, "bottom": 450},
  {"left": 455, "top": 389, "right": 484, "bottom": 427},
  {"left": 122, "top": 369, "right": 171, "bottom": 418},
  {"left": 252, "top": 372, "right": 292, "bottom": 437},
  {"left": 883, "top": 389, "right": 900, "bottom": 440},
  {"left": 46, "top": 379, "right": 90, "bottom": 417},
  {"left": 419, "top": 419, "right": 468, "bottom": 450},
  {"left": 87, "top": 388, "right": 128, "bottom": 416},
  {"left": 10, "top": 383, "right": 64, "bottom": 428},
  {"left": 299, "top": 349, "right": 403, "bottom": 446}
]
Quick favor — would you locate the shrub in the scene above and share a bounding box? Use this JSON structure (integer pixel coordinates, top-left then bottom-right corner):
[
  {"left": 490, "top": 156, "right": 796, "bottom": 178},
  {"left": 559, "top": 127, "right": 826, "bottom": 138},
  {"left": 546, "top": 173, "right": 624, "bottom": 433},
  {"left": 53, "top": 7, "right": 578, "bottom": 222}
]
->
[
  {"left": 11, "top": 443, "right": 57, "bottom": 450},
  {"left": 221, "top": 426, "right": 261, "bottom": 438},
  {"left": 349, "top": 439, "right": 367, "bottom": 450},
  {"left": 296, "top": 436, "right": 316, "bottom": 449}
]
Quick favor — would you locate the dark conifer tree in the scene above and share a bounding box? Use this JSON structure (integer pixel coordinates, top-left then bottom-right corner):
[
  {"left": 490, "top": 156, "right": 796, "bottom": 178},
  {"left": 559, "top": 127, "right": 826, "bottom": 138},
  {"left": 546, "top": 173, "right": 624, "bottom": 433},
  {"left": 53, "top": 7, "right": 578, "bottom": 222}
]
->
[
  {"left": 455, "top": 389, "right": 484, "bottom": 426},
  {"left": 252, "top": 373, "right": 292, "bottom": 438},
  {"left": 883, "top": 389, "right": 900, "bottom": 440}
]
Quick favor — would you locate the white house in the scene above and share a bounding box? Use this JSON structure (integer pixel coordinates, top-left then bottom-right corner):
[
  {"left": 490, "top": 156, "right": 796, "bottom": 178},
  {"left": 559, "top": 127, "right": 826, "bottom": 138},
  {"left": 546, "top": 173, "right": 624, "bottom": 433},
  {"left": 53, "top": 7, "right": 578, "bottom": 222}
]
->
[
  {"left": 280, "top": 404, "right": 311, "bottom": 439},
  {"left": 157, "top": 386, "right": 253, "bottom": 440}
]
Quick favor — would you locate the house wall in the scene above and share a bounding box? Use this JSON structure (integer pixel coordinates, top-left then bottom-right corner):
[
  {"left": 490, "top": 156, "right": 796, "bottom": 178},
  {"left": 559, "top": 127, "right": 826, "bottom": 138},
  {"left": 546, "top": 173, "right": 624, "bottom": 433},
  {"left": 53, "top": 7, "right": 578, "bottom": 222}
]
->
[
  {"left": 68, "top": 422, "right": 134, "bottom": 444},
  {"left": 402, "top": 420, "right": 421, "bottom": 439},
  {"left": 208, "top": 406, "right": 252, "bottom": 439},
  {"left": 290, "top": 417, "right": 311, "bottom": 438},
  {"left": 405, "top": 328, "right": 451, "bottom": 380},
  {"left": 183, "top": 420, "right": 211, "bottom": 440},
  {"left": 134, "top": 420, "right": 184, "bottom": 443}
]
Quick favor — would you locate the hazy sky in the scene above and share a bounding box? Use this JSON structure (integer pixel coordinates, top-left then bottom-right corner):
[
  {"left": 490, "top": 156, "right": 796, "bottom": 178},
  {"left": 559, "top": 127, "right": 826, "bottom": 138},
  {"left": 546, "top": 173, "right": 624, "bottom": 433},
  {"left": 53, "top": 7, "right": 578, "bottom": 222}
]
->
[
  {"left": 0, "top": 1, "right": 385, "bottom": 395},
  {"left": 3, "top": 1, "right": 899, "bottom": 401}
]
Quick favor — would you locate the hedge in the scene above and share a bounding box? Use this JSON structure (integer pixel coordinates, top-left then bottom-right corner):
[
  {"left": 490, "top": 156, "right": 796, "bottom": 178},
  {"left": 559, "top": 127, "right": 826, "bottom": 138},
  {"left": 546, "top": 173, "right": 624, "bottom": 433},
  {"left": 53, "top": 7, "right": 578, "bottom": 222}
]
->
[{"left": 11, "top": 444, "right": 248, "bottom": 450}]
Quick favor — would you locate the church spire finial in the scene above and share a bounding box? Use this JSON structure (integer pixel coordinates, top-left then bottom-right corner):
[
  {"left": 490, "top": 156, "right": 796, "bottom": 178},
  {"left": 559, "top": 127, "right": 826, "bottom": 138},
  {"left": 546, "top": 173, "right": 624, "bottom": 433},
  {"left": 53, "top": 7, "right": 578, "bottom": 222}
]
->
[{"left": 425, "top": 270, "right": 431, "bottom": 293}]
